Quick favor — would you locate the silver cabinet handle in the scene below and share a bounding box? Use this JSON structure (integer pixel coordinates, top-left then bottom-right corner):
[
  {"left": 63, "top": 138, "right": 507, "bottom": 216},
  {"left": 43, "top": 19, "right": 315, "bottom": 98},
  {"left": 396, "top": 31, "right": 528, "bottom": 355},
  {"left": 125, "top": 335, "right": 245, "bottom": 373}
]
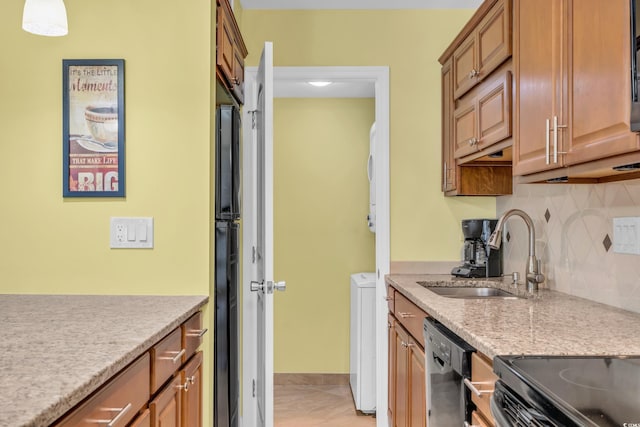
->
[
  {"left": 464, "top": 422, "right": 481, "bottom": 427},
  {"left": 186, "top": 328, "right": 208, "bottom": 338},
  {"left": 553, "top": 115, "right": 567, "bottom": 163},
  {"left": 463, "top": 378, "right": 494, "bottom": 397},
  {"left": 553, "top": 115, "right": 558, "bottom": 163},
  {"left": 468, "top": 69, "right": 479, "bottom": 79},
  {"left": 384, "top": 296, "right": 393, "bottom": 301},
  {"left": 443, "top": 162, "right": 447, "bottom": 191},
  {"left": 88, "top": 403, "right": 132, "bottom": 426},
  {"left": 400, "top": 341, "right": 415, "bottom": 348},
  {"left": 160, "top": 348, "right": 186, "bottom": 364},
  {"left": 545, "top": 118, "right": 551, "bottom": 165},
  {"left": 398, "top": 312, "right": 415, "bottom": 318},
  {"left": 467, "top": 137, "right": 478, "bottom": 146}
]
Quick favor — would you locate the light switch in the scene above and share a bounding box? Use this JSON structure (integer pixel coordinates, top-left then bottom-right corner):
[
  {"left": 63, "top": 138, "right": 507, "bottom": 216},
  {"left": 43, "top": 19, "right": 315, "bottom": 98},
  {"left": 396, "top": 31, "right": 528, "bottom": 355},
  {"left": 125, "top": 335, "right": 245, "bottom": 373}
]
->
[{"left": 110, "top": 217, "right": 154, "bottom": 249}]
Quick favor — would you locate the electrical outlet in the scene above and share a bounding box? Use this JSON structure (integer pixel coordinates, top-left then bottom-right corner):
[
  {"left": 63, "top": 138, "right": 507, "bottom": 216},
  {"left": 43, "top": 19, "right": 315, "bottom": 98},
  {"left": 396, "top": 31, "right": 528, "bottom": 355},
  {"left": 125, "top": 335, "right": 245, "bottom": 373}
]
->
[
  {"left": 613, "top": 217, "right": 640, "bottom": 255},
  {"left": 110, "top": 217, "right": 154, "bottom": 249}
]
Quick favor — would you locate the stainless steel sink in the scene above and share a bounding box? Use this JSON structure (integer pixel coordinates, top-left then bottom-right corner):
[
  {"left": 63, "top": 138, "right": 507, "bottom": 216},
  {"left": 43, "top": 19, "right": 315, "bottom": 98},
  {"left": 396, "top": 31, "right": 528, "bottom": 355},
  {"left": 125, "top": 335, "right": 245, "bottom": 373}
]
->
[{"left": 419, "top": 285, "right": 519, "bottom": 299}]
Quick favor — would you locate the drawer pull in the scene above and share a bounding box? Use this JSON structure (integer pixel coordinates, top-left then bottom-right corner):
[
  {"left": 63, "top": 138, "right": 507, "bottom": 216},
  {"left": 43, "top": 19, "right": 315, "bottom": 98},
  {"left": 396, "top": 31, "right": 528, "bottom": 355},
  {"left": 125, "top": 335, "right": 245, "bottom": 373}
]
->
[
  {"left": 398, "top": 312, "right": 415, "bottom": 318},
  {"left": 188, "top": 375, "right": 196, "bottom": 384},
  {"left": 463, "top": 378, "right": 494, "bottom": 397},
  {"left": 161, "top": 348, "right": 186, "bottom": 364},
  {"left": 88, "top": 403, "right": 132, "bottom": 426},
  {"left": 384, "top": 296, "right": 393, "bottom": 301},
  {"left": 187, "top": 328, "right": 208, "bottom": 338},
  {"left": 400, "top": 341, "right": 415, "bottom": 348}
]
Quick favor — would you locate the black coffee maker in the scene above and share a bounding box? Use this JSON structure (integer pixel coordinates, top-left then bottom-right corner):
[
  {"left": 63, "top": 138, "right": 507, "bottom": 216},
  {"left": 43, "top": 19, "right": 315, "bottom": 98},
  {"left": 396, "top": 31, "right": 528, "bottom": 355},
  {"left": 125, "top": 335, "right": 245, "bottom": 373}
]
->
[{"left": 451, "top": 219, "right": 503, "bottom": 278}]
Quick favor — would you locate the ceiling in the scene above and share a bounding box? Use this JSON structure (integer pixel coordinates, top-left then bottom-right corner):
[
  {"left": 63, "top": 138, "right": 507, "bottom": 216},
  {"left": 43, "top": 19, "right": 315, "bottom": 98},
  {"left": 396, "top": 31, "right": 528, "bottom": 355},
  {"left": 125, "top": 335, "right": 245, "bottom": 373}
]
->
[{"left": 240, "top": 0, "right": 482, "bottom": 9}]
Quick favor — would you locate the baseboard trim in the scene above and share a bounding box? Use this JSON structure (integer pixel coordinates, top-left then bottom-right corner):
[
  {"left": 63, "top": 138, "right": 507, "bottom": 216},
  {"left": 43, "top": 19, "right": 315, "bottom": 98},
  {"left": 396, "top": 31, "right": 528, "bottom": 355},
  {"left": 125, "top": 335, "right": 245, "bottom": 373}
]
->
[{"left": 274, "top": 373, "right": 350, "bottom": 385}]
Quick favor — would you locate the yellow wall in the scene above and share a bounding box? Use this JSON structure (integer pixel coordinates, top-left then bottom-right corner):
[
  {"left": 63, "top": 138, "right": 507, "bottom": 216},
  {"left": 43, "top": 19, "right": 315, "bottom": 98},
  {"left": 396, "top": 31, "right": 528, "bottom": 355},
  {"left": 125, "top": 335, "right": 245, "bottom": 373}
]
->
[
  {"left": 240, "top": 9, "right": 496, "bottom": 263},
  {"left": 240, "top": 9, "right": 496, "bottom": 373},
  {"left": 0, "top": 0, "right": 213, "bottom": 424},
  {"left": 273, "top": 98, "right": 375, "bottom": 373}
]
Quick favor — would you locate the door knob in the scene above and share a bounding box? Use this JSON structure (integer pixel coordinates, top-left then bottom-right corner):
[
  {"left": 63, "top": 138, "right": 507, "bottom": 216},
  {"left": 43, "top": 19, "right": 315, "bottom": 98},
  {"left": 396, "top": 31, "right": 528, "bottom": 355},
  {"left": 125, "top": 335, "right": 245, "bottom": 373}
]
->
[
  {"left": 250, "top": 280, "right": 286, "bottom": 293},
  {"left": 272, "top": 281, "right": 286, "bottom": 292}
]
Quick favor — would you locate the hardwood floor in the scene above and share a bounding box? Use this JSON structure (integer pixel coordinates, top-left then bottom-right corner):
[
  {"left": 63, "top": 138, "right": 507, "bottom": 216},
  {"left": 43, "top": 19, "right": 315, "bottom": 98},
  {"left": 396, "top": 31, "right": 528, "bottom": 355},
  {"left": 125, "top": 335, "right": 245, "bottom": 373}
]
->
[{"left": 274, "top": 384, "right": 377, "bottom": 427}]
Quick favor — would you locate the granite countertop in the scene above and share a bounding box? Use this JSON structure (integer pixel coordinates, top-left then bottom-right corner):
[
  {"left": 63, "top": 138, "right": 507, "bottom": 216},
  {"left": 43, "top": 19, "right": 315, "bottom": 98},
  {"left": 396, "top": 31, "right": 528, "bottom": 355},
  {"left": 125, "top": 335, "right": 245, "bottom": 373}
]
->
[
  {"left": 387, "top": 274, "right": 640, "bottom": 359},
  {"left": 0, "top": 294, "right": 209, "bottom": 427}
]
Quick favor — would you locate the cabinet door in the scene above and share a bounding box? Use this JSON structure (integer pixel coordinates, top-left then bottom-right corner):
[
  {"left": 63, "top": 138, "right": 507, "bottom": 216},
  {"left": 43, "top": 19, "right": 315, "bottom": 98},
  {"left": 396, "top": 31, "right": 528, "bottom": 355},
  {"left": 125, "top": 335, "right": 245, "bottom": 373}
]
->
[
  {"left": 394, "top": 322, "right": 410, "bottom": 427},
  {"left": 151, "top": 376, "right": 183, "bottom": 427},
  {"left": 182, "top": 352, "right": 203, "bottom": 427},
  {"left": 566, "top": 0, "right": 639, "bottom": 165},
  {"left": 388, "top": 314, "right": 397, "bottom": 425},
  {"left": 453, "top": 98, "right": 478, "bottom": 159},
  {"left": 513, "top": 0, "right": 565, "bottom": 175},
  {"left": 442, "top": 58, "right": 457, "bottom": 192},
  {"left": 408, "top": 342, "right": 426, "bottom": 427},
  {"left": 477, "top": 70, "right": 512, "bottom": 152},
  {"left": 477, "top": 0, "right": 512, "bottom": 79},
  {"left": 453, "top": 36, "right": 478, "bottom": 99},
  {"left": 216, "top": 1, "right": 235, "bottom": 85}
]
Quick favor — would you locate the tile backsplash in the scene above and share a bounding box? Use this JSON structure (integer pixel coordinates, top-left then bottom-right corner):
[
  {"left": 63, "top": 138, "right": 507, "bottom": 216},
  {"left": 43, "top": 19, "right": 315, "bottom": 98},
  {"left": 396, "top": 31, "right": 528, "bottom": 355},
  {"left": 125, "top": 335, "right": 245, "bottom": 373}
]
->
[{"left": 496, "top": 179, "right": 640, "bottom": 314}]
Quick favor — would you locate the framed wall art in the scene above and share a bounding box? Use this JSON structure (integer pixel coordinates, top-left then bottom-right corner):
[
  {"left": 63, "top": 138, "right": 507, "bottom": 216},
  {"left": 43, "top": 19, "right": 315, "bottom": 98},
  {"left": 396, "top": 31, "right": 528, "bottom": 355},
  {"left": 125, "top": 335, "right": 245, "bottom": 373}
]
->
[{"left": 62, "top": 59, "right": 125, "bottom": 197}]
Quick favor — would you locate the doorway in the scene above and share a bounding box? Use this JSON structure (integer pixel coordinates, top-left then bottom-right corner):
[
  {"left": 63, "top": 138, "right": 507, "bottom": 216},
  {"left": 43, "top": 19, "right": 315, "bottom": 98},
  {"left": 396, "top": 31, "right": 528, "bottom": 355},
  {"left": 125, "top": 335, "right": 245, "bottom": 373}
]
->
[{"left": 242, "top": 66, "right": 390, "bottom": 427}]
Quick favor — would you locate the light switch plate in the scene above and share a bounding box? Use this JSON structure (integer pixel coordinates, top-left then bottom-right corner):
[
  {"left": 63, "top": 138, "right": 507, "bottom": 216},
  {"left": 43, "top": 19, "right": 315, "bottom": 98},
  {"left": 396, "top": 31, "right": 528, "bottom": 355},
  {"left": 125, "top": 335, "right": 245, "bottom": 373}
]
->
[
  {"left": 613, "top": 217, "right": 640, "bottom": 255},
  {"left": 110, "top": 217, "right": 154, "bottom": 249}
]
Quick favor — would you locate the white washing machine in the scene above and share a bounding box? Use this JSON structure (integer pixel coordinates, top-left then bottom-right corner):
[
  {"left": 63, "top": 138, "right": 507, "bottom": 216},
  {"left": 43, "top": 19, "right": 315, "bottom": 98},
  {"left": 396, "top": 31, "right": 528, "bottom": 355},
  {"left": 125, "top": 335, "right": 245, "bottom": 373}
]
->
[{"left": 349, "top": 272, "right": 376, "bottom": 413}]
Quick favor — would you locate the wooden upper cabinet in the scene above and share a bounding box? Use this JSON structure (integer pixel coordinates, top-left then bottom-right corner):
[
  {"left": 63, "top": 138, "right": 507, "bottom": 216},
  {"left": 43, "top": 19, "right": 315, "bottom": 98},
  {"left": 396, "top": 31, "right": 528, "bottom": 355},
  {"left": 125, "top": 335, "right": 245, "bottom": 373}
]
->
[
  {"left": 216, "top": 0, "right": 248, "bottom": 104},
  {"left": 454, "top": 66, "right": 512, "bottom": 159},
  {"left": 440, "top": 0, "right": 513, "bottom": 196},
  {"left": 514, "top": 0, "right": 640, "bottom": 178},
  {"left": 453, "top": 0, "right": 512, "bottom": 99}
]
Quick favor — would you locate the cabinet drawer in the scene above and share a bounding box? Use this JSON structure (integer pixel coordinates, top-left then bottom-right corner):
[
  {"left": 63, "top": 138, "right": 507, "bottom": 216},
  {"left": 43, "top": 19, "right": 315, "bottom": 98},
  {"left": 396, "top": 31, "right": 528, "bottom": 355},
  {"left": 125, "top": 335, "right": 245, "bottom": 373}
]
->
[
  {"left": 151, "top": 327, "right": 184, "bottom": 394},
  {"left": 394, "top": 291, "right": 428, "bottom": 347},
  {"left": 182, "top": 311, "right": 206, "bottom": 363},
  {"left": 468, "top": 352, "right": 497, "bottom": 422},
  {"left": 54, "top": 353, "right": 150, "bottom": 427},
  {"left": 471, "top": 410, "right": 493, "bottom": 427}
]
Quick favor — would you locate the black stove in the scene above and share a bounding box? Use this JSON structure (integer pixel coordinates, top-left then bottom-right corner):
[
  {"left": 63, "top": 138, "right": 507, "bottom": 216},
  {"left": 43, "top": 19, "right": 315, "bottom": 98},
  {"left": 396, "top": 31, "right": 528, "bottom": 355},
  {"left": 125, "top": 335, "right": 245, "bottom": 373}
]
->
[{"left": 491, "top": 355, "right": 640, "bottom": 427}]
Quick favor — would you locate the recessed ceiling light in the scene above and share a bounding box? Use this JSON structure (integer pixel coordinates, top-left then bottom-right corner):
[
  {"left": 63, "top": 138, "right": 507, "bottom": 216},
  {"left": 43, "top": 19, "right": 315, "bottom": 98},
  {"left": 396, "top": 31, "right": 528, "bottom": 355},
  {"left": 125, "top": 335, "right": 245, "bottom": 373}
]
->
[{"left": 308, "top": 81, "right": 332, "bottom": 87}]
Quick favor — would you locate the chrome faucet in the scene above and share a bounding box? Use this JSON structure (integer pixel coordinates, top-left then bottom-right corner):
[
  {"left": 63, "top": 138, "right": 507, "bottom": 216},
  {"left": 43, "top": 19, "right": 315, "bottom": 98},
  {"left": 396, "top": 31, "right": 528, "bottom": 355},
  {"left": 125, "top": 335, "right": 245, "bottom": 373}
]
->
[{"left": 488, "top": 209, "right": 545, "bottom": 292}]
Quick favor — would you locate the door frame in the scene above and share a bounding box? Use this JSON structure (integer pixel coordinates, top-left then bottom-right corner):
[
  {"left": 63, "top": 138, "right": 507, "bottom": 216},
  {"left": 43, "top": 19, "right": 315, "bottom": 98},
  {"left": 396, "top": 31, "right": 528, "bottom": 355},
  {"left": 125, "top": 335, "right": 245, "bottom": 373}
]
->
[{"left": 241, "top": 66, "right": 390, "bottom": 427}]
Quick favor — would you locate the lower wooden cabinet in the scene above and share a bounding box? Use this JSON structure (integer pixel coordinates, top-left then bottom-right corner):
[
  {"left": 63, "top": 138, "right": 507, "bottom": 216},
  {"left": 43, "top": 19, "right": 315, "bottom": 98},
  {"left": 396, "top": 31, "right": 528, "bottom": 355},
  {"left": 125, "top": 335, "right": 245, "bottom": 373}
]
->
[
  {"left": 181, "top": 351, "right": 204, "bottom": 427},
  {"left": 389, "top": 315, "right": 426, "bottom": 427},
  {"left": 52, "top": 312, "right": 205, "bottom": 427},
  {"left": 151, "top": 376, "right": 183, "bottom": 427},
  {"left": 466, "top": 352, "right": 497, "bottom": 427}
]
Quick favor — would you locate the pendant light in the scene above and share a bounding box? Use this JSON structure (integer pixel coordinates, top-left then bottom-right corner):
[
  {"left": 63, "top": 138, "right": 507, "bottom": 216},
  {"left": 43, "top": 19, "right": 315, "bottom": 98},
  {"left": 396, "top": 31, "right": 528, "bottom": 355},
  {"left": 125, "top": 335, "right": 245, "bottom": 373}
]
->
[{"left": 22, "top": 0, "right": 68, "bottom": 37}]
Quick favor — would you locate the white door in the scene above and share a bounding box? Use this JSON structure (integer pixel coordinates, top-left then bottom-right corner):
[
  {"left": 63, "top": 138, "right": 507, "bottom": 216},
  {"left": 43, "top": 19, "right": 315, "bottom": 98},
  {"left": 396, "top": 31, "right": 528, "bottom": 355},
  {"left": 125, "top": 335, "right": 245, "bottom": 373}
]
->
[{"left": 246, "top": 41, "right": 284, "bottom": 427}]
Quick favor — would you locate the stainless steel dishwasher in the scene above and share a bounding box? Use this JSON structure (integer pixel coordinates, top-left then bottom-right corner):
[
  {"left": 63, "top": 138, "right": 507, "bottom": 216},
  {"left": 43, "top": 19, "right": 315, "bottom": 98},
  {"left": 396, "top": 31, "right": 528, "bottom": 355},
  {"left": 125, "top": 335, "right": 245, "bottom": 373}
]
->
[{"left": 424, "top": 317, "right": 475, "bottom": 427}]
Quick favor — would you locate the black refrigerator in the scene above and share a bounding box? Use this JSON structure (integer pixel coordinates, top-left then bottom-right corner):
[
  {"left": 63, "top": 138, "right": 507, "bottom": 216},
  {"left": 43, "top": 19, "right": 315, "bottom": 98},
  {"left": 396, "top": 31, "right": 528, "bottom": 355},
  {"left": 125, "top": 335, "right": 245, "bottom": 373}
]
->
[{"left": 215, "top": 104, "right": 240, "bottom": 427}]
